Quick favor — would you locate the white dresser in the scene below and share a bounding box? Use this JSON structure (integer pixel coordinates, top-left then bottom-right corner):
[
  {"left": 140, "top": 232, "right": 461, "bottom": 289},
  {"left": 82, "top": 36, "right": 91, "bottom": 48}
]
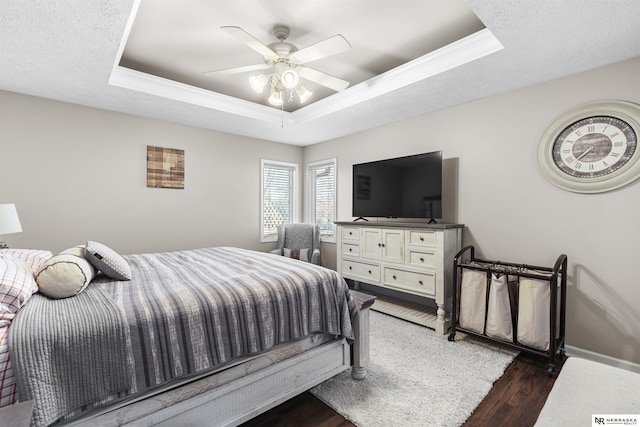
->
[{"left": 336, "top": 221, "right": 462, "bottom": 334}]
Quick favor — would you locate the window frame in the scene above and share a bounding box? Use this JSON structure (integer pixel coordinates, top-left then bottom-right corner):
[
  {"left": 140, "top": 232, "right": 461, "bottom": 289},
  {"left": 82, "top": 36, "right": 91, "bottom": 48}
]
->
[
  {"left": 306, "top": 158, "right": 337, "bottom": 243},
  {"left": 260, "top": 159, "right": 299, "bottom": 243}
]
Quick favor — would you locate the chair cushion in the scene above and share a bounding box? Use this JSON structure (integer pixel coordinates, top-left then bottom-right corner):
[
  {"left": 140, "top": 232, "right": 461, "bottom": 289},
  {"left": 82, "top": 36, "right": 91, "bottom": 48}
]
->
[
  {"left": 284, "top": 248, "right": 310, "bottom": 262},
  {"left": 283, "top": 224, "right": 315, "bottom": 250}
]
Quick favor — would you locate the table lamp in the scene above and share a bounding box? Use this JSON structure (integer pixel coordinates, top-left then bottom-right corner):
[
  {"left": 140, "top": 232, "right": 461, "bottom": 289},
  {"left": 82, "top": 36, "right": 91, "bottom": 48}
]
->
[{"left": 0, "top": 203, "right": 23, "bottom": 249}]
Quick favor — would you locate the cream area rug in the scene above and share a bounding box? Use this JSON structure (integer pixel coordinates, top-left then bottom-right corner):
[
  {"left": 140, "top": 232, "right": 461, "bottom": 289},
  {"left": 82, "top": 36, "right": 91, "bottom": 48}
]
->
[{"left": 311, "top": 311, "right": 517, "bottom": 427}]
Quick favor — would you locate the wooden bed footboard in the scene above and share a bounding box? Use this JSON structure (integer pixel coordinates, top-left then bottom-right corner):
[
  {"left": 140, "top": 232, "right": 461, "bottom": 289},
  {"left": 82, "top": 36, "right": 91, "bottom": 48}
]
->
[{"left": 64, "top": 290, "right": 375, "bottom": 426}]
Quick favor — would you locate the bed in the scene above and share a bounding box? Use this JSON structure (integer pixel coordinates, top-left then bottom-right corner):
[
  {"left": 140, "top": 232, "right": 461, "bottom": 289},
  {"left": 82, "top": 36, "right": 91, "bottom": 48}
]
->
[{"left": 0, "top": 246, "right": 373, "bottom": 426}]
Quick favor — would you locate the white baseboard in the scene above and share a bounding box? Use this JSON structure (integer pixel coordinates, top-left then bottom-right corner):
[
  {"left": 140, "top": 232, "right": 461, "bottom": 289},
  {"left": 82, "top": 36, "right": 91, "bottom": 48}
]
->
[{"left": 565, "top": 345, "right": 640, "bottom": 374}]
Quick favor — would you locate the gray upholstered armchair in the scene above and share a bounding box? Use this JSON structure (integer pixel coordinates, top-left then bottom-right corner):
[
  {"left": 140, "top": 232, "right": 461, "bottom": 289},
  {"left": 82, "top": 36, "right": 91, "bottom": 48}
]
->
[{"left": 270, "top": 223, "right": 321, "bottom": 265}]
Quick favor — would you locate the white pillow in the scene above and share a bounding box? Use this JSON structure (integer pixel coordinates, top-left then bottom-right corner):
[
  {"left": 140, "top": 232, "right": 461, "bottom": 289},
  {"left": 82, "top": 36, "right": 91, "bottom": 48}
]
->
[
  {"left": 283, "top": 248, "right": 310, "bottom": 262},
  {"left": 35, "top": 246, "right": 96, "bottom": 299},
  {"left": 0, "top": 255, "right": 39, "bottom": 327},
  {"left": 84, "top": 241, "right": 131, "bottom": 281},
  {"left": 0, "top": 248, "right": 53, "bottom": 273}
]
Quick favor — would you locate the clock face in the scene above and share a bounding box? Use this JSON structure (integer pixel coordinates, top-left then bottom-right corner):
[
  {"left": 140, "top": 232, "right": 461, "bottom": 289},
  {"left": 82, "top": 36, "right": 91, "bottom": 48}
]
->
[
  {"left": 538, "top": 100, "right": 640, "bottom": 193},
  {"left": 551, "top": 116, "right": 637, "bottom": 178}
]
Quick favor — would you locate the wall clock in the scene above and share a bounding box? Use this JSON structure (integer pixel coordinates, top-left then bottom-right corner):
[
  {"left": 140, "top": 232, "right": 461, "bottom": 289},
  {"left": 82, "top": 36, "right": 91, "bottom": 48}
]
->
[{"left": 537, "top": 100, "right": 640, "bottom": 193}]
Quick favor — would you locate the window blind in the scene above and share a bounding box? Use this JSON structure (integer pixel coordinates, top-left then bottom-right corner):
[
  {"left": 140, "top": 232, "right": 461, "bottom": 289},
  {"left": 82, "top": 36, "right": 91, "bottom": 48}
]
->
[
  {"left": 307, "top": 159, "right": 336, "bottom": 240},
  {"left": 262, "top": 161, "right": 297, "bottom": 241}
]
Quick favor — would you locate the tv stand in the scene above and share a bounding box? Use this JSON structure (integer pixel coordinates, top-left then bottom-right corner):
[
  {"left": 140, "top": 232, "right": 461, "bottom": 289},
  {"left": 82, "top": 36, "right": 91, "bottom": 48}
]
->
[
  {"left": 353, "top": 217, "right": 369, "bottom": 222},
  {"left": 336, "top": 221, "right": 462, "bottom": 334}
]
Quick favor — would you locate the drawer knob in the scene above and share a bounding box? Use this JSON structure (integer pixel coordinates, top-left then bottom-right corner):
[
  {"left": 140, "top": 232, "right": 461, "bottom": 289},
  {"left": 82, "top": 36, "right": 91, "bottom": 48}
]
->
[
  {"left": 349, "top": 266, "right": 352, "bottom": 270},
  {"left": 420, "top": 237, "right": 424, "bottom": 241},
  {"left": 377, "top": 243, "right": 381, "bottom": 247},
  {"left": 349, "top": 248, "right": 352, "bottom": 252},
  {"left": 368, "top": 270, "right": 372, "bottom": 274},
  {"left": 419, "top": 257, "right": 424, "bottom": 262},
  {"left": 381, "top": 243, "right": 385, "bottom": 247},
  {"left": 392, "top": 275, "right": 397, "bottom": 280},
  {"left": 349, "top": 232, "right": 353, "bottom": 235},
  {"left": 419, "top": 280, "right": 423, "bottom": 285}
]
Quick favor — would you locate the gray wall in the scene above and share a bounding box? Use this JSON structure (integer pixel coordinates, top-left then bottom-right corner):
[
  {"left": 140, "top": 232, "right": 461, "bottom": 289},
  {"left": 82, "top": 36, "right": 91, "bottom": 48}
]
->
[
  {"left": 306, "top": 57, "right": 640, "bottom": 366},
  {"left": 1, "top": 57, "right": 639, "bottom": 366},
  {"left": 0, "top": 91, "right": 302, "bottom": 254}
]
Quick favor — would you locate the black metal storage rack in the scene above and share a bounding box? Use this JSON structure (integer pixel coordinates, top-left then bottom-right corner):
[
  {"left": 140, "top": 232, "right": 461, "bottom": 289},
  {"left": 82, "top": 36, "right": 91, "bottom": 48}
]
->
[{"left": 448, "top": 245, "right": 567, "bottom": 376}]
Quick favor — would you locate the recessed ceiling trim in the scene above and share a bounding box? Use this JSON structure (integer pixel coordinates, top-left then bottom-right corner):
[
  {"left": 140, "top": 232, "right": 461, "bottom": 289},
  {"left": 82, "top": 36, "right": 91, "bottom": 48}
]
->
[
  {"left": 109, "top": 0, "right": 288, "bottom": 124},
  {"left": 109, "top": 66, "right": 287, "bottom": 123},
  {"left": 110, "top": 4, "right": 502, "bottom": 129},
  {"left": 291, "top": 28, "right": 504, "bottom": 124}
]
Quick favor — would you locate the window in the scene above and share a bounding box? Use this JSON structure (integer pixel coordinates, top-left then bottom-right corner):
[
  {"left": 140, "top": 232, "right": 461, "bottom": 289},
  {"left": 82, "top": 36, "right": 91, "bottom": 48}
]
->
[
  {"left": 261, "top": 159, "right": 298, "bottom": 242},
  {"left": 306, "top": 158, "right": 337, "bottom": 242}
]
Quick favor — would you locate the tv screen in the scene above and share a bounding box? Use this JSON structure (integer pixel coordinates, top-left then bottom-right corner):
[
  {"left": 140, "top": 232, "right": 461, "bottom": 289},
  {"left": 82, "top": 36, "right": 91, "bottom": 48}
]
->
[{"left": 352, "top": 151, "right": 442, "bottom": 220}]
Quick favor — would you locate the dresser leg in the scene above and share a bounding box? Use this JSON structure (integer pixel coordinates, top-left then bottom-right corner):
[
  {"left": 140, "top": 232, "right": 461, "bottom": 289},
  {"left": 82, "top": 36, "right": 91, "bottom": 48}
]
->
[{"left": 435, "top": 303, "right": 448, "bottom": 334}]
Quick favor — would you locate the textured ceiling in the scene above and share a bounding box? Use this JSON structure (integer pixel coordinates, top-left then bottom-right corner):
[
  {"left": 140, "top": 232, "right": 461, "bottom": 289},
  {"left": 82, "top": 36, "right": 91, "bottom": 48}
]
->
[{"left": 1, "top": 0, "right": 640, "bottom": 146}]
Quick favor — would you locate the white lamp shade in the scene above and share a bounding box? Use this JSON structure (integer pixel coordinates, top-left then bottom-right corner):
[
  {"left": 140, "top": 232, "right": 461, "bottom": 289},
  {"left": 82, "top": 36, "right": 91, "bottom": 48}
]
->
[
  {"left": 249, "top": 74, "right": 270, "bottom": 94},
  {"left": 280, "top": 68, "right": 300, "bottom": 90},
  {"left": 296, "top": 85, "right": 313, "bottom": 104},
  {"left": 0, "top": 204, "right": 22, "bottom": 234},
  {"left": 268, "top": 89, "right": 284, "bottom": 106}
]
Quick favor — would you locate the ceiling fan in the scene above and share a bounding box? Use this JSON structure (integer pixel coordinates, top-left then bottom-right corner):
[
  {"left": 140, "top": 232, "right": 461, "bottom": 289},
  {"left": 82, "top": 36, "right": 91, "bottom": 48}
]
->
[{"left": 204, "top": 25, "right": 351, "bottom": 107}]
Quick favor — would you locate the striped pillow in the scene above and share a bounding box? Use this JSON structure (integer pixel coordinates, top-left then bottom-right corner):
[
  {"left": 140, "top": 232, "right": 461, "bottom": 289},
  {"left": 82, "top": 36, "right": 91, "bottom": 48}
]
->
[
  {"left": 0, "top": 249, "right": 53, "bottom": 273},
  {"left": 283, "top": 247, "right": 310, "bottom": 262},
  {"left": 0, "top": 254, "right": 38, "bottom": 326}
]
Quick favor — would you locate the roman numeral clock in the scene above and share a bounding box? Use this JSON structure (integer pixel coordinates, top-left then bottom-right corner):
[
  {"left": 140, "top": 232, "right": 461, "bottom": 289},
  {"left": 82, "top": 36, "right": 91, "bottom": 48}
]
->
[{"left": 538, "top": 100, "right": 640, "bottom": 193}]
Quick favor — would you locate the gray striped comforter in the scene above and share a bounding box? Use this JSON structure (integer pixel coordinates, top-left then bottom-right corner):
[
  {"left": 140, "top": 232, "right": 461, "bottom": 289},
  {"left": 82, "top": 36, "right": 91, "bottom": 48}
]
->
[{"left": 11, "top": 247, "right": 355, "bottom": 426}]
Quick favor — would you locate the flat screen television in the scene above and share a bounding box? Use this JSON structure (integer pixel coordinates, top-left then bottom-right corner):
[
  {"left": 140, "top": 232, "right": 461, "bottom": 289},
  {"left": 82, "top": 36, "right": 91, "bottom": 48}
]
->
[{"left": 352, "top": 151, "right": 442, "bottom": 220}]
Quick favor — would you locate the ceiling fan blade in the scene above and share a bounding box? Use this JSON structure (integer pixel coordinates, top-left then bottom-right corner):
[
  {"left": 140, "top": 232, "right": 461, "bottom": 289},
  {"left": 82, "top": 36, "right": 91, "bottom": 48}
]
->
[
  {"left": 289, "top": 35, "right": 351, "bottom": 64},
  {"left": 298, "top": 66, "right": 350, "bottom": 92},
  {"left": 204, "top": 63, "right": 272, "bottom": 76},
  {"left": 221, "top": 26, "right": 279, "bottom": 62}
]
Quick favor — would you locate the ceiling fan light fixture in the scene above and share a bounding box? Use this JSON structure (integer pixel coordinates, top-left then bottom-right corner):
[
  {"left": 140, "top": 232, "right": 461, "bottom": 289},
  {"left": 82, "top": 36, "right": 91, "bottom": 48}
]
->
[
  {"left": 268, "top": 88, "right": 284, "bottom": 106},
  {"left": 280, "top": 68, "right": 300, "bottom": 90},
  {"left": 210, "top": 25, "right": 352, "bottom": 109},
  {"left": 296, "top": 85, "right": 313, "bottom": 104},
  {"left": 249, "top": 74, "right": 270, "bottom": 94}
]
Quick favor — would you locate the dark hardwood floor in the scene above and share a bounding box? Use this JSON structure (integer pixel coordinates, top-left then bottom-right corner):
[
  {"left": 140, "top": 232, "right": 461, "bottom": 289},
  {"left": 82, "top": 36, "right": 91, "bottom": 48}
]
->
[
  {"left": 462, "top": 352, "right": 565, "bottom": 427},
  {"left": 241, "top": 352, "right": 564, "bottom": 427}
]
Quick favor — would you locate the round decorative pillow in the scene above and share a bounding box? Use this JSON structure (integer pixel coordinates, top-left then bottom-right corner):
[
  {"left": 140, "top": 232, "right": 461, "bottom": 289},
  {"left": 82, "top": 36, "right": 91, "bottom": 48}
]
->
[{"left": 35, "top": 246, "right": 96, "bottom": 299}]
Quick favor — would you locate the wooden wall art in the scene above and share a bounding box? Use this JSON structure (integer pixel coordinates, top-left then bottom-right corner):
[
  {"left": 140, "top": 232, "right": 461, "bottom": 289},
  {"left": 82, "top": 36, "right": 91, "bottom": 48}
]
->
[{"left": 147, "top": 145, "right": 185, "bottom": 189}]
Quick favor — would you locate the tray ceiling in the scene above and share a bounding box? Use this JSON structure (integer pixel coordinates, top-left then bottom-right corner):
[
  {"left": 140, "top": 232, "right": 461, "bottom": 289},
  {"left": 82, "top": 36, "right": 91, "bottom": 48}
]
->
[{"left": 1, "top": 0, "right": 639, "bottom": 145}]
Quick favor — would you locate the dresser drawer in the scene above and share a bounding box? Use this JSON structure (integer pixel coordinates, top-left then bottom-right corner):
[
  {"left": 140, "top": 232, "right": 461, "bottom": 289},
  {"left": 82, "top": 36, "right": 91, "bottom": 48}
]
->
[
  {"left": 407, "top": 249, "right": 437, "bottom": 269},
  {"left": 341, "top": 243, "right": 360, "bottom": 257},
  {"left": 342, "top": 260, "right": 381, "bottom": 283},
  {"left": 407, "top": 230, "right": 436, "bottom": 248},
  {"left": 341, "top": 226, "right": 360, "bottom": 241},
  {"left": 383, "top": 267, "right": 435, "bottom": 297}
]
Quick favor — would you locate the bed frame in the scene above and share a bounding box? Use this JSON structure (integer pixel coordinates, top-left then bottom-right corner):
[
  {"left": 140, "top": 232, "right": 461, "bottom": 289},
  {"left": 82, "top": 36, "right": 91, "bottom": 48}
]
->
[{"left": 66, "top": 291, "right": 375, "bottom": 426}]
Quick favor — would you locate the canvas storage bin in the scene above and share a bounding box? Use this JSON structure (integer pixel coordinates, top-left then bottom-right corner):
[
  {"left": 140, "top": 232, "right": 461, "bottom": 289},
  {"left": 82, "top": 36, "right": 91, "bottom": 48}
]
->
[
  {"left": 517, "top": 274, "right": 552, "bottom": 351},
  {"left": 459, "top": 267, "right": 486, "bottom": 334},
  {"left": 485, "top": 273, "right": 513, "bottom": 341}
]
